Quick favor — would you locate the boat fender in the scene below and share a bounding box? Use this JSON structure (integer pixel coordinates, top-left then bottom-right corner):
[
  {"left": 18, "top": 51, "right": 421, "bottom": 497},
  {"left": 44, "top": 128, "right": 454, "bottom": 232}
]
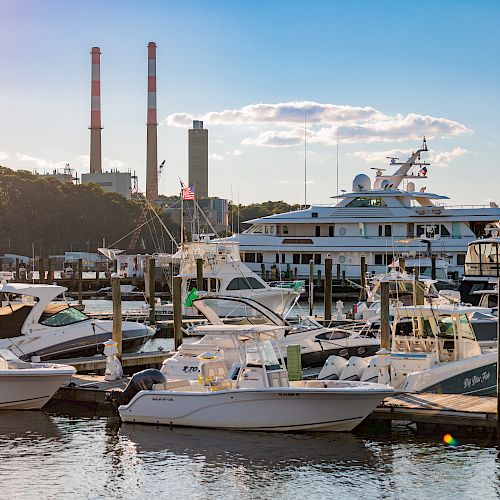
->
[{"left": 106, "top": 368, "right": 166, "bottom": 410}]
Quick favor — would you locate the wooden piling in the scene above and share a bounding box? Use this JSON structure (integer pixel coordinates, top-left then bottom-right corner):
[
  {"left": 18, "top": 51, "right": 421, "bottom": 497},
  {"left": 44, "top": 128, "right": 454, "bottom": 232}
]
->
[
  {"left": 380, "top": 280, "right": 390, "bottom": 350},
  {"left": 111, "top": 275, "right": 122, "bottom": 361},
  {"left": 132, "top": 255, "right": 138, "bottom": 286},
  {"left": 359, "top": 256, "right": 367, "bottom": 301},
  {"left": 0, "top": 257, "right": 3, "bottom": 272},
  {"left": 95, "top": 261, "right": 100, "bottom": 281},
  {"left": 77, "top": 259, "right": 83, "bottom": 305},
  {"left": 47, "top": 258, "right": 53, "bottom": 283},
  {"left": 324, "top": 258, "right": 332, "bottom": 321},
  {"left": 173, "top": 275, "right": 183, "bottom": 350},
  {"left": 15, "top": 258, "right": 20, "bottom": 281},
  {"left": 39, "top": 258, "right": 45, "bottom": 284},
  {"left": 431, "top": 256, "right": 437, "bottom": 280},
  {"left": 308, "top": 260, "right": 314, "bottom": 315},
  {"left": 336, "top": 263, "right": 340, "bottom": 280},
  {"left": 261, "top": 263, "right": 265, "bottom": 279},
  {"left": 196, "top": 258, "right": 204, "bottom": 291},
  {"left": 147, "top": 257, "right": 156, "bottom": 325}
]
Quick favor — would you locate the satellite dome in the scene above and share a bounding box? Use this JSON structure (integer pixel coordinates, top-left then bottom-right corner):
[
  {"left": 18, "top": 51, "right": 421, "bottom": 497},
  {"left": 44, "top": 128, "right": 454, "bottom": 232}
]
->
[
  {"left": 381, "top": 179, "right": 390, "bottom": 189},
  {"left": 352, "top": 174, "right": 371, "bottom": 192},
  {"left": 407, "top": 181, "right": 415, "bottom": 192}
]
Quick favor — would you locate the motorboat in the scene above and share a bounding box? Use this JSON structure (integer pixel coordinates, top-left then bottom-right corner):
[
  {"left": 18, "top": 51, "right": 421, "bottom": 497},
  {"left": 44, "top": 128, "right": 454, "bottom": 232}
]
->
[
  {"left": 160, "top": 295, "right": 380, "bottom": 381},
  {"left": 155, "top": 237, "right": 304, "bottom": 318},
  {"left": 220, "top": 139, "right": 500, "bottom": 279},
  {"left": 117, "top": 325, "right": 394, "bottom": 431},
  {"left": 319, "top": 304, "right": 497, "bottom": 396},
  {"left": 0, "top": 282, "right": 155, "bottom": 360},
  {"left": 0, "top": 348, "right": 76, "bottom": 409}
]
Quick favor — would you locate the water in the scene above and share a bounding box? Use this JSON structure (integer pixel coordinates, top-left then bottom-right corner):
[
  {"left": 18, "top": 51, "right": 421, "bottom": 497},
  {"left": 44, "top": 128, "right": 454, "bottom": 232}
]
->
[{"left": 0, "top": 411, "right": 498, "bottom": 499}]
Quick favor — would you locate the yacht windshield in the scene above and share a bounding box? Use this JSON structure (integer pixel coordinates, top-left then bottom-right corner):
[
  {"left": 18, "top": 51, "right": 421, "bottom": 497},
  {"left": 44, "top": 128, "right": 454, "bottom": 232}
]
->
[
  {"left": 40, "top": 307, "right": 89, "bottom": 327},
  {"left": 458, "top": 314, "right": 475, "bottom": 340},
  {"left": 246, "top": 340, "right": 280, "bottom": 368}
]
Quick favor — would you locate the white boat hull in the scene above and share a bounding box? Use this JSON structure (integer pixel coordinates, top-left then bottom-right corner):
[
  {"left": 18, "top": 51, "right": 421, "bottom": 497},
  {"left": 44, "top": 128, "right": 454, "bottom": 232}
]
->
[
  {"left": 119, "top": 384, "right": 392, "bottom": 432},
  {"left": 0, "top": 366, "right": 75, "bottom": 409}
]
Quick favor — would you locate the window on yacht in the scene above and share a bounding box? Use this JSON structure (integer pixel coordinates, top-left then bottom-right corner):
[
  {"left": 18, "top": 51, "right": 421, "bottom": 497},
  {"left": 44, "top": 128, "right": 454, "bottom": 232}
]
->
[
  {"left": 301, "top": 254, "right": 314, "bottom": 265},
  {"left": 275, "top": 253, "right": 279, "bottom": 263},
  {"left": 283, "top": 226, "right": 289, "bottom": 234},
  {"left": 346, "top": 197, "right": 387, "bottom": 208},
  {"left": 378, "top": 225, "right": 392, "bottom": 237},
  {"left": 314, "top": 254, "right": 321, "bottom": 265},
  {"left": 248, "top": 225, "right": 264, "bottom": 234},
  {"left": 437, "top": 317, "right": 455, "bottom": 338},
  {"left": 329, "top": 225, "right": 334, "bottom": 237},
  {"left": 226, "top": 277, "right": 266, "bottom": 290},
  {"left": 293, "top": 254, "right": 300, "bottom": 264},
  {"left": 243, "top": 253, "right": 256, "bottom": 263},
  {"left": 457, "top": 254, "right": 466, "bottom": 266},
  {"left": 441, "top": 225, "right": 450, "bottom": 237},
  {"left": 281, "top": 254, "right": 286, "bottom": 264},
  {"left": 256, "top": 253, "right": 263, "bottom": 263},
  {"left": 315, "top": 226, "right": 321, "bottom": 237},
  {"left": 40, "top": 307, "right": 89, "bottom": 327}
]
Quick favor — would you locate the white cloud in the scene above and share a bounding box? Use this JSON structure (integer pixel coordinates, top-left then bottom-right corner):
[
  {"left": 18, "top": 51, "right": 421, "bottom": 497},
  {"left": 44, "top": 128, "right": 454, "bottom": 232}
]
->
[
  {"left": 351, "top": 146, "right": 470, "bottom": 168},
  {"left": 231, "top": 148, "right": 242, "bottom": 156},
  {"left": 0, "top": 150, "right": 10, "bottom": 161},
  {"left": 16, "top": 153, "right": 67, "bottom": 170},
  {"left": 163, "top": 101, "right": 471, "bottom": 147},
  {"left": 209, "top": 153, "right": 224, "bottom": 161}
]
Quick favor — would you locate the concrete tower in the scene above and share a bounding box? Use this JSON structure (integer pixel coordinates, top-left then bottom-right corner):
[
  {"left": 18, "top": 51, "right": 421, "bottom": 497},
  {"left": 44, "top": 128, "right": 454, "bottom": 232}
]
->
[
  {"left": 145, "top": 42, "right": 158, "bottom": 202},
  {"left": 188, "top": 120, "right": 208, "bottom": 199},
  {"left": 90, "top": 47, "right": 102, "bottom": 173}
]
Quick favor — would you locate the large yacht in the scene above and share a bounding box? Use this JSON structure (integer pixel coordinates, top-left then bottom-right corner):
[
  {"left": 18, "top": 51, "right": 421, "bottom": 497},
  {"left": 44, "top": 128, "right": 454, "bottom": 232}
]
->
[{"left": 223, "top": 139, "right": 500, "bottom": 279}]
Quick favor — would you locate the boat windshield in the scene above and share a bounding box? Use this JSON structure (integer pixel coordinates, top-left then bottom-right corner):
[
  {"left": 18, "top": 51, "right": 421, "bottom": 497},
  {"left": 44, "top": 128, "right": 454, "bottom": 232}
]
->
[
  {"left": 437, "top": 317, "right": 455, "bottom": 338},
  {"left": 246, "top": 340, "right": 280, "bottom": 369},
  {"left": 0, "top": 348, "right": 20, "bottom": 361},
  {"left": 40, "top": 307, "right": 89, "bottom": 327}
]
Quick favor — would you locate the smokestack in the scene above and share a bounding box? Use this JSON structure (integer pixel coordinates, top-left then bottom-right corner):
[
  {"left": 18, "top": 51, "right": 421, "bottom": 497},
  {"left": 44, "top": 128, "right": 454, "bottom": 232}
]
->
[
  {"left": 90, "top": 47, "right": 102, "bottom": 173},
  {"left": 146, "top": 42, "right": 158, "bottom": 202}
]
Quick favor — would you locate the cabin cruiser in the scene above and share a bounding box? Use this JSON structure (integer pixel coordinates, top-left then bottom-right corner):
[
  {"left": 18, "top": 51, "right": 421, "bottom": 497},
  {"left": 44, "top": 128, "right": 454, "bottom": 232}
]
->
[
  {"left": 221, "top": 139, "right": 500, "bottom": 279},
  {"left": 117, "top": 325, "right": 394, "bottom": 431},
  {"left": 155, "top": 238, "right": 304, "bottom": 318},
  {"left": 319, "top": 304, "right": 496, "bottom": 396},
  {"left": 0, "top": 348, "right": 76, "bottom": 409},
  {"left": 160, "top": 295, "right": 380, "bottom": 380},
  {"left": 0, "top": 283, "right": 155, "bottom": 360}
]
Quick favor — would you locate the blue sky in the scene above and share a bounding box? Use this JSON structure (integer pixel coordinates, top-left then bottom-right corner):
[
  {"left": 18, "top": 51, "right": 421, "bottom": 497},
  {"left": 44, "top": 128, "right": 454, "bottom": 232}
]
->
[{"left": 1, "top": 0, "right": 499, "bottom": 205}]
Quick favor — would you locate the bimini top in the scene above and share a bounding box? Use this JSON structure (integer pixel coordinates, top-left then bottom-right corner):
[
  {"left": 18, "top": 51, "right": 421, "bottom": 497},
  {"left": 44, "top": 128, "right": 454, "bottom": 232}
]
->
[
  {"left": 393, "top": 304, "right": 490, "bottom": 318},
  {"left": 0, "top": 283, "right": 67, "bottom": 301}
]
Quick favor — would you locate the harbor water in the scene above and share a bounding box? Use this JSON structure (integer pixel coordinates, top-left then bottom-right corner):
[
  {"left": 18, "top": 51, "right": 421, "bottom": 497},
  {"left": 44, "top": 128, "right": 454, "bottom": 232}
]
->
[{"left": 0, "top": 410, "right": 499, "bottom": 499}]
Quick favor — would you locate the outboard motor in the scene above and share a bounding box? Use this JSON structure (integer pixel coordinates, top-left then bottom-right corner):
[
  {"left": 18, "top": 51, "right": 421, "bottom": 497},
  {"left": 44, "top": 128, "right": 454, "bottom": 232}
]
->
[
  {"left": 318, "top": 355, "right": 348, "bottom": 380},
  {"left": 106, "top": 368, "right": 166, "bottom": 411},
  {"left": 339, "top": 356, "right": 370, "bottom": 381}
]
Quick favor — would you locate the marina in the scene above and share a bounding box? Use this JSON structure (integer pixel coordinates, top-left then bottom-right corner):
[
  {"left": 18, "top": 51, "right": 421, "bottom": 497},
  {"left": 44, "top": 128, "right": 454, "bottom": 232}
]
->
[{"left": 1, "top": 1, "right": 499, "bottom": 498}]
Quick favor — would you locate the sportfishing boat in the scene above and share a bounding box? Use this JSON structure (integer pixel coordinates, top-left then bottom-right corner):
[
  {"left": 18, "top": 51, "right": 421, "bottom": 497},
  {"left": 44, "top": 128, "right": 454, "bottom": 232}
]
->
[
  {"left": 0, "top": 282, "right": 155, "bottom": 360},
  {"left": 221, "top": 139, "right": 500, "bottom": 279},
  {"left": 319, "top": 304, "right": 497, "bottom": 396},
  {"left": 160, "top": 295, "right": 379, "bottom": 380},
  {"left": 155, "top": 237, "right": 304, "bottom": 318},
  {"left": 0, "top": 348, "right": 76, "bottom": 409},
  {"left": 117, "top": 325, "right": 394, "bottom": 431}
]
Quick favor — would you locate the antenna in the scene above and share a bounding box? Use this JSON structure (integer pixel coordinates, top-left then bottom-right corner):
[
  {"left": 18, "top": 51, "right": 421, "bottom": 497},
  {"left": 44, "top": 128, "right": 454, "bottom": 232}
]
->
[
  {"left": 336, "top": 120, "right": 339, "bottom": 197},
  {"left": 304, "top": 115, "right": 307, "bottom": 208}
]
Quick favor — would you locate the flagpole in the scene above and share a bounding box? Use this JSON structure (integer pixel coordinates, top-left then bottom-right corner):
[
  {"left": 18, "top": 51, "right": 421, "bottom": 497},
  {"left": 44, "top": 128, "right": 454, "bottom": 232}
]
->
[{"left": 180, "top": 187, "right": 184, "bottom": 247}]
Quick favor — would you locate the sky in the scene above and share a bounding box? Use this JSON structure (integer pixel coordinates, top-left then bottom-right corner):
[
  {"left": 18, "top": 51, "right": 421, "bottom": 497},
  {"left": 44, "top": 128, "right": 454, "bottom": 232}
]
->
[{"left": 0, "top": 0, "right": 499, "bottom": 206}]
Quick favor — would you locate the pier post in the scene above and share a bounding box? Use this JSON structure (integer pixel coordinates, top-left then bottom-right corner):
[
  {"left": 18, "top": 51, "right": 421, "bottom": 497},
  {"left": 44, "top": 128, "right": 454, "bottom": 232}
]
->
[
  {"left": 431, "top": 256, "right": 437, "bottom": 280},
  {"left": 71, "top": 262, "right": 77, "bottom": 287},
  {"left": 112, "top": 259, "right": 118, "bottom": 275},
  {"left": 261, "top": 263, "right": 265, "bottom": 279},
  {"left": 77, "top": 258, "right": 83, "bottom": 305},
  {"left": 8, "top": 261, "right": 13, "bottom": 278},
  {"left": 146, "top": 257, "right": 156, "bottom": 325},
  {"left": 399, "top": 256, "right": 406, "bottom": 273},
  {"left": 38, "top": 257, "right": 45, "bottom": 284},
  {"left": 324, "top": 258, "right": 332, "bottom": 321},
  {"left": 196, "top": 258, "right": 204, "bottom": 291},
  {"left": 95, "top": 261, "right": 100, "bottom": 281},
  {"left": 15, "top": 258, "right": 20, "bottom": 281},
  {"left": 359, "top": 256, "right": 367, "bottom": 301},
  {"left": 47, "top": 258, "right": 53, "bottom": 283},
  {"left": 309, "top": 260, "right": 314, "bottom": 316},
  {"left": 173, "top": 275, "right": 183, "bottom": 350},
  {"left": 111, "top": 275, "right": 122, "bottom": 361},
  {"left": 0, "top": 257, "right": 2, "bottom": 272},
  {"left": 132, "top": 255, "right": 138, "bottom": 286},
  {"left": 336, "top": 263, "right": 340, "bottom": 280},
  {"left": 380, "top": 280, "right": 390, "bottom": 350}
]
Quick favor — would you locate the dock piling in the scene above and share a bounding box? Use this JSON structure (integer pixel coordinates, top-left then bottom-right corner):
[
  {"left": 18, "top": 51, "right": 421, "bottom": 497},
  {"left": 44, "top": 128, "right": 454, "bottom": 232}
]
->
[
  {"left": 431, "top": 256, "right": 437, "bottom": 280},
  {"left": 173, "top": 276, "right": 183, "bottom": 350},
  {"left": 111, "top": 275, "right": 122, "bottom": 360},
  {"left": 308, "top": 260, "right": 314, "bottom": 316},
  {"left": 77, "top": 258, "right": 83, "bottom": 305},
  {"left": 15, "top": 258, "right": 20, "bottom": 281},
  {"left": 196, "top": 258, "right": 204, "bottom": 291},
  {"left": 380, "top": 280, "right": 390, "bottom": 349},
  {"left": 359, "top": 256, "right": 367, "bottom": 301},
  {"left": 324, "top": 258, "right": 332, "bottom": 321},
  {"left": 147, "top": 257, "right": 156, "bottom": 325}
]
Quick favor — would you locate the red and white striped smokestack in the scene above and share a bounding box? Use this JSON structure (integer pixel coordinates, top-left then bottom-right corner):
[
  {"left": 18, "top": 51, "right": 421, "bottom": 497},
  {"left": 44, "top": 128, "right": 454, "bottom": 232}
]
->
[
  {"left": 146, "top": 42, "right": 158, "bottom": 202},
  {"left": 90, "top": 47, "right": 102, "bottom": 173}
]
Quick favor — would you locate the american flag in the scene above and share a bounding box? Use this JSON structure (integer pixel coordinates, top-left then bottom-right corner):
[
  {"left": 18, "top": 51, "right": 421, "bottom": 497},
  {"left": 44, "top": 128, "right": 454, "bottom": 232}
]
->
[
  {"left": 418, "top": 166, "right": 428, "bottom": 177},
  {"left": 181, "top": 184, "right": 195, "bottom": 200}
]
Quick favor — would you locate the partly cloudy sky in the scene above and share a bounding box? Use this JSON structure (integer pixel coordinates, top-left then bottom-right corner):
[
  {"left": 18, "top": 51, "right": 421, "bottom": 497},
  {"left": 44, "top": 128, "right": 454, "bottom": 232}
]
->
[{"left": 0, "top": 1, "right": 498, "bottom": 205}]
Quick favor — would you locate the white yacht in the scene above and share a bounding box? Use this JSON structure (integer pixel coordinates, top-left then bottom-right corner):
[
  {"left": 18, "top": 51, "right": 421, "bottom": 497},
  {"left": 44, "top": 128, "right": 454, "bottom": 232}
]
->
[
  {"left": 222, "top": 139, "right": 500, "bottom": 279},
  {"left": 0, "top": 349, "right": 76, "bottom": 409},
  {"left": 0, "top": 283, "right": 155, "bottom": 360},
  {"left": 117, "top": 325, "right": 394, "bottom": 432},
  {"left": 155, "top": 238, "right": 304, "bottom": 318}
]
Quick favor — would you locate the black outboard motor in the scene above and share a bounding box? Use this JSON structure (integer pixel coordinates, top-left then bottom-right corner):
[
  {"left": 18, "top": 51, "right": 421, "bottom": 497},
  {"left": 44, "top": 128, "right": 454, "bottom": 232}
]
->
[{"left": 107, "top": 368, "right": 166, "bottom": 411}]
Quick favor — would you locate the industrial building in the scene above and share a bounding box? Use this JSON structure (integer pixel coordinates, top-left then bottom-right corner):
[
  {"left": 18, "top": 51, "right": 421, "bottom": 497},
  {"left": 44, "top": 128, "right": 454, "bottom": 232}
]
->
[
  {"left": 188, "top": 120, "right": 208, "bottom": 199},
  {"left": 81, "top": 171, "right": 132, "bottom": 198}
]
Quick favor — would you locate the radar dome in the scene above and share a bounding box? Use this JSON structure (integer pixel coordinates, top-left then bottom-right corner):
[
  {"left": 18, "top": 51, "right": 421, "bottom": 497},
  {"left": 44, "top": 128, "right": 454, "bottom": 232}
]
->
[
  {"left": 407, "top": 182, "right": 415, "bottom": 192},
  {"left": 352, "top": 174, "right": 371, "bottom": 192},
  {"left": 381, "top": 179, "right": 390, "bottom": 189}
]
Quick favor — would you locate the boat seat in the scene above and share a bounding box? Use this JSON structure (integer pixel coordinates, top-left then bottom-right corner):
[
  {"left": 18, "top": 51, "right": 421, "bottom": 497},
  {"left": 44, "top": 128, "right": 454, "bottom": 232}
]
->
[
  {"left": 152, "top": 379, "right": 192, "bottom": 391},
  {"left": 199, "top": 360, "right": 229, "bottom": 387}
]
